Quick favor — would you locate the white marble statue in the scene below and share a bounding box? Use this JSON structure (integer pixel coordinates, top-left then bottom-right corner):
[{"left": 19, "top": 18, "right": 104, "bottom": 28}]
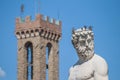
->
[{"left": 68, "top": 26, "right": 109, "bottom": 80}]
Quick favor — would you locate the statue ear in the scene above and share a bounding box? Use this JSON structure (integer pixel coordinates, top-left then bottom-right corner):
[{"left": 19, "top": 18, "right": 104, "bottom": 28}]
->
[{"left": 72, "top": 28, "right": 75, "bottom": 34}]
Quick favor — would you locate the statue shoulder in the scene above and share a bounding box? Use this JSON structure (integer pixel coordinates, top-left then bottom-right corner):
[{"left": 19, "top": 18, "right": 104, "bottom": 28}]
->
[
  {"left": 93, "top": 54, "right": 108, "bottom": 76},
  {"left": 69, "top": 66, "right": 75, "bottom": 76}
]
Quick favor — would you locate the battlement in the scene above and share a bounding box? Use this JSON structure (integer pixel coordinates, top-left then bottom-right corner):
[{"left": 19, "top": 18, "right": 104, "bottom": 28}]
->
[
  {"left": 16, "top": 14, "right": 61, "bottom": 25},
  {"left": 16, "top": 14, "right": 62, "bottom": 33},
  {"left": 15, "top": 14, "right": 62, "bottom": 41},
  {"left": 16, "top": 14, "right": 61, "bottom": 31}
]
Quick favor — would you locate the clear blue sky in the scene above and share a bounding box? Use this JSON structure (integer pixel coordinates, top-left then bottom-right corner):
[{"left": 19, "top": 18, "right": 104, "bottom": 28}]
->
[{"left": 0, "top": 0, "right": 120, "bottom": 80}]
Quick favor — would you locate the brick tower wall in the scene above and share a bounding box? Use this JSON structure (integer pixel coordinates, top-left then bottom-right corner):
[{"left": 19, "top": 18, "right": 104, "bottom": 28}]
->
[{"left": 15, "top": 14, "right": 62, "bottom": 80}]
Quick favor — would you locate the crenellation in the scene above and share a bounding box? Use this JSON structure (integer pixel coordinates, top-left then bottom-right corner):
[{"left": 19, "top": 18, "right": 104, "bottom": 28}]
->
[
  {"left": 16, "top": 17, "right": 20, "bottom": 24},
  {"left": 25, "top": 16, "right": 31, "bottom": 23},
  {"left": 46, "top": 16, "right": 49, "bottom": 22},
  {"left": 41, "top": 15, "right": 61, "bottom": 26},
  {"left": 35, "top": 14, "right": 42, "bottom": 22},
  {"left": 16, "top": 14, "right": 62, "bottom": 27},
  {"left": 16, "top": 15, "right": 62, "bottom": 38},
  {"left": 53, "top": 19, "right": 56, "bottom": 24}
]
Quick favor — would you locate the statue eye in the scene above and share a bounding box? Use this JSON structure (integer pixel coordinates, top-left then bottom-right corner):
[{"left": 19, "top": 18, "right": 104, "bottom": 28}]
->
[{"left": 87, "top": 39, "right": 91, "bottom": 43}]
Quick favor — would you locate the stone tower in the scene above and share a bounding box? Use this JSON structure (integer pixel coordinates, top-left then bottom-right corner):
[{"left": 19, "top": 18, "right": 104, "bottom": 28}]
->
[{"left": 15, "top": 14, "right": 62, "bottom": 80}]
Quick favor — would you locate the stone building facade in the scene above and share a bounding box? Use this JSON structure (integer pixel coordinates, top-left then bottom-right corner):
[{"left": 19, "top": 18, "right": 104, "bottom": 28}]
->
[{"left": 15, "top": 14, "right": 62, "bottom": 80}]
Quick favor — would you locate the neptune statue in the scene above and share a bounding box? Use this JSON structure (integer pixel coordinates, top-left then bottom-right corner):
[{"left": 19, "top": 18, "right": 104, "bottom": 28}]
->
[{"left": 68, "top": 26, "right": 109, "bottom": 80}]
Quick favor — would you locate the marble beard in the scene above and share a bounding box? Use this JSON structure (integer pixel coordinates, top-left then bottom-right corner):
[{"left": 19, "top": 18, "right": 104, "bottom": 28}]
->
[{"left": 68, "top": 27, "right": 109, "bottom": 80}]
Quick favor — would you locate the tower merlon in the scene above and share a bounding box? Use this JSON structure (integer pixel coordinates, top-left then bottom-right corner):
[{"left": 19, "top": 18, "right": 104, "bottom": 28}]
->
[
  {"left": 16, "top": 14, "right": 61, "bottom": 31},
  {"left": 15, "top": 14, "right": 62, "bottom": 42},
  {"left": 16, "top": 14, "right": 61, "bottom": 26}
]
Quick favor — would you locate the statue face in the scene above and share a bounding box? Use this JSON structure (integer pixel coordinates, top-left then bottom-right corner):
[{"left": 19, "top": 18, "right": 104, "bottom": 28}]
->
[{"left": 72, "top": 27, "right": 94, "bottom": 61}]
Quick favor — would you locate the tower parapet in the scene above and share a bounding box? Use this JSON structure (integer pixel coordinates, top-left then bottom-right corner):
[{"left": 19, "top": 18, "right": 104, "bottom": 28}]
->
[{"left": 15, "top": 14, "right": 62, "bottom": 42}]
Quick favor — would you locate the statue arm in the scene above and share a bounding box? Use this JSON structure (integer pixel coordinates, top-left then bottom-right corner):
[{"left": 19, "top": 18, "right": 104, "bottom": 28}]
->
[
  {"left": 94, "top": 55, "right": 109, "bottom": 80},
  {"left": 94, "top": 72, "right": 108, "bottom": 80}
]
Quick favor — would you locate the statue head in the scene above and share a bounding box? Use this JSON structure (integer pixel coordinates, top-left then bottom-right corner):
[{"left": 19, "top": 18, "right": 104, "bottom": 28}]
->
[{"left": 72, "top": 26, "right": 94, "bottom": 61}]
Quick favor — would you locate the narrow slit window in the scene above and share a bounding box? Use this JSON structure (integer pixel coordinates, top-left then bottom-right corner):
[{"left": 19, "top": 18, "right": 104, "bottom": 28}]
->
[
  {"left": 46, "top": 47, "right": 49, "bottom": 80},
  {"left": 46, "top": 43, "right": 52, "bottom": 80},
  {"left": 26, "top": 43, "right": 33, "bottom": 80}
]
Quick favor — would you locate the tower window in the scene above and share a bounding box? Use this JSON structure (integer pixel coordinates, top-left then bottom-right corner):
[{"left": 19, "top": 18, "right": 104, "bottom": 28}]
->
[
  {"left": 46, "top": 43, "right": 52, "bottom": 80},
  {"left": 25, "top": 42, "right": 33, "bottom": 80}
]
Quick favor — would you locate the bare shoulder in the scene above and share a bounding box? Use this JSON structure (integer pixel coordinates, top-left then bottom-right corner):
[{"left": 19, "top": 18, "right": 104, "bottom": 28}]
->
[
  {"left": 92, "top": 54, "right": 108, "bottom": 76},
  {"left": 69, "top": 66, "right": 74, "bottom": 72}
]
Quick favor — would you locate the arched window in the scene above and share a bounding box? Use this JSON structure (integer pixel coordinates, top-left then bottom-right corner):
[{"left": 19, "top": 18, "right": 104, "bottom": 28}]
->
[
  {"left": 25, "top": 42, "right": 33, "bottom": 80},
  {"left": 46, "top": 43, "right": 52, "bottom": 80}
]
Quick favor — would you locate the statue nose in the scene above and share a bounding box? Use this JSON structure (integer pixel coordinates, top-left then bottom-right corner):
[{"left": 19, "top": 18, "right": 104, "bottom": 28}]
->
[
  {"left": 86, "top": 45, "right": 88, "bottom": 48},
  {"left": 86, "top": 41, "right": 88, "bottom": 47},
  {"left": 86, "top": 42, "right": 88, "bottom": 47}
]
